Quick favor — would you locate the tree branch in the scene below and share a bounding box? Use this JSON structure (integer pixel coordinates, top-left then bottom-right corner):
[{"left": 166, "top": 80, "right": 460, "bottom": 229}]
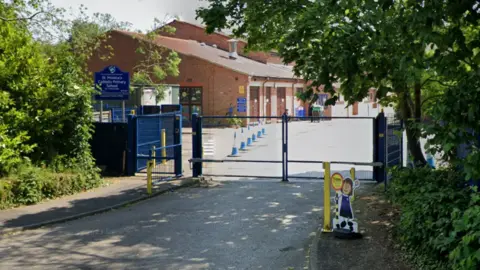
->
[
  {"left": 421, "top": 78, "right": 454, "bottom": 88},
  {"left": 0, "top": 11, "right": 44, "bottom": 22},
  {"left": 421, "top": 94, "right": 443, "bottom": 107},
  {"left": 420, "top": 76, "right": 435, "bottom": 88}
]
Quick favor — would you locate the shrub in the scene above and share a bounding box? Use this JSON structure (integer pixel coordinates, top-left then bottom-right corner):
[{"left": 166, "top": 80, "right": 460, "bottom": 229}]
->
[
  {"left": 388, "top": 167, "right": 479, "bottom": 269},
  {"left": 449, "top": 193, "right": 480, "bottom": 270},
  {"left": 0, "top": 163, "right": 102, "bottom": 209},
  {"left": 227, "top": 116, "right": 243, "bottom": 127}
]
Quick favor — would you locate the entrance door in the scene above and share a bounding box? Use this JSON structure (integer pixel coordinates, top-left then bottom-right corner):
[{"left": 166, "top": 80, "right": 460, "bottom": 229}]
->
[
  {"left": 249, "top": 87, "right": 260, "bottom": 118},
  {"left": 180, "top": 86, "right": 203, "bottom": 126},
  {"left": 277, "top": 87, "right": 286, "bottom": 116}
]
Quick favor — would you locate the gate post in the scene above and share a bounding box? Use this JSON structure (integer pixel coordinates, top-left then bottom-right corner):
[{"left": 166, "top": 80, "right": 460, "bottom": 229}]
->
[
  {"left": 126, "top": 114, "right": 137, "bottom": 176},
  {"left": 192, "top": 113, "right": 203, "bottom": 177},
  {"left": 374, "top": 111, "right": 387, "bottom": 183},
  {"left": 174, "top": 114, "right": 182, "bottom": 177},
  {"left": 282, "top": 113, "right": 289, "bottom": 182}
]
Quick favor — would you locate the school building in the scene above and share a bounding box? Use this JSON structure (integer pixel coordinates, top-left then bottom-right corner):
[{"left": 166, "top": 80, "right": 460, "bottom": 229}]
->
[{"left": 88, "top": 20, "right": 383, "bottom": 124}]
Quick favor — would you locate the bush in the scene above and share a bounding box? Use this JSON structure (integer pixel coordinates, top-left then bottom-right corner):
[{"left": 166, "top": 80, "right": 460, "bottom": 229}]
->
[
  {"left": 449, "top": 193, "right": 480, "bottom": 270},
  {"left": 0, "top": 163, "right": 102, "bottom": 209},
  {"left": 388, "top": 167, "right": 479, "bottom": 270},
  {"left": 227, "top": 116, "right": 243, "bottom": 127}
]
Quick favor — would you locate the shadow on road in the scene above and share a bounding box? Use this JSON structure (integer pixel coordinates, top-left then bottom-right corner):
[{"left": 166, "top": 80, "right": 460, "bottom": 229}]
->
[{"left": 0, "top": 180, "right": 323, "bottom": 270}]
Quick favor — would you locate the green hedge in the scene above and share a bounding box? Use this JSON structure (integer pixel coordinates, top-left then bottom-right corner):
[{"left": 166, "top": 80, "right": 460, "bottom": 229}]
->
[
  {"left": 388, "top": 167, "right": 480, "bottom": 270},
  {"left": 0, "top": 164, "right": 102, "bottom": 209}
]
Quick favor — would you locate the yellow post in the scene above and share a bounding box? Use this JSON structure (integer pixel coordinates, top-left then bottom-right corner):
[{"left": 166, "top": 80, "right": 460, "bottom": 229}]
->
[
  {"left": 147, "top": 160, "right": 153, "bottom": 195},
  {"left": 323, "top": 162, "right": 332, "bottom": 232},
  {"left": 152, "top": 146, "right": 156, "bottom": 168},
  {"left": 161, "top": 129, "right": 167, "bottom": 165},
  {"left": 350, "top": 167, "right": 356, "bottom": 201},
  {"left": 130, "top": 109, "right": 136, "bottom": 115}
]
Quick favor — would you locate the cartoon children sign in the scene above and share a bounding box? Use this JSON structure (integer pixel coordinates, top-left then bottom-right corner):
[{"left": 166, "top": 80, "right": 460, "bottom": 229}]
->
[{"left": 332, "top": 173, "right": 360, "bottom": 233}]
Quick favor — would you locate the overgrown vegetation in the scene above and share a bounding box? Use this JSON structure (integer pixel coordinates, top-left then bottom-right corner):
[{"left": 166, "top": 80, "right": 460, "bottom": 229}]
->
[
  {"left": 389, "top": 168, "right": 480, "bottom": 270},
  {"left": 0, "top": 0, "right": 103, "bottom": 208},
  {"left": 0, "top": 1, "right": 180, "bottom": 208}
]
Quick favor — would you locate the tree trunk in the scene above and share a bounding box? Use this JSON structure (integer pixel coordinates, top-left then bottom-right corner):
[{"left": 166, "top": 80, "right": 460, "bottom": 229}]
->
[{"left": 401, "top": 89, "right": 427, "bottom": 166}]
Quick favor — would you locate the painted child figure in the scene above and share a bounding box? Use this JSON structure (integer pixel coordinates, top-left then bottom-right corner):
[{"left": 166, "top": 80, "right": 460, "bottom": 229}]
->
[{"left": 333, "top": 177, "right": 360, "bottom": 233}]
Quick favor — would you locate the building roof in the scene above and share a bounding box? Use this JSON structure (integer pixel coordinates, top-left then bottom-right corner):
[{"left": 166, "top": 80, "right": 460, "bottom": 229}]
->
[
  {"left": 165, "top": 20, "right": 246, "bottom": 43},
  {"left": 115, "top": 30, "right": 296, "bottom": 80}
]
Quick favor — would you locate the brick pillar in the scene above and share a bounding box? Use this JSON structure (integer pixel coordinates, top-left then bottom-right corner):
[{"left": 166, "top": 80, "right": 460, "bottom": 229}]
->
[
  {"left": 259, "top": 85, "right": 265, "bottom": 117},
  {"left": 271, "top": 87, "right": 277, "bottom": 116},
  {"left": 286, "top": 87, "right": 294, "bottom": 116}
]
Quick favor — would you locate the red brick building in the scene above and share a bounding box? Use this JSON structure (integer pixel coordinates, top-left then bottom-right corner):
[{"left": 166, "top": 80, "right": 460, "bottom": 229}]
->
[{"left": 88, "top": 25, "right": 311, "bottom": 124}]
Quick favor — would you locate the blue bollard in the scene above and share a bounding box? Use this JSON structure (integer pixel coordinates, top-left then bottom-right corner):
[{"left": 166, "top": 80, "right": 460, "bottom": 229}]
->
[
  {"left": 240, "top": 128, "right": 247, "bottom": 150},
  {"left": 230, "top": 131, "right": 239, "bottom": 157}
]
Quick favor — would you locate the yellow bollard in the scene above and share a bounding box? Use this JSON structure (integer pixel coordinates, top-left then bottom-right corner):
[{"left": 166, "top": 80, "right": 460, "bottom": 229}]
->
[
  {"left": 161, "top": 129, "right": 167, "bottom": 165},
  {"left": 152, "top": 146, "right": 156, "bottom": 168},
  {"left": 322, "top": 162, "right": 332, "bottom": 232},
  {"left": 147, "top": 160, "right": 153, "bottom": 195},
  {"left": 130, "top": 109, "right": 136, "bottom": 115},
  {"left": 350, "top": 167, "right": 356, "bottom": 201}
]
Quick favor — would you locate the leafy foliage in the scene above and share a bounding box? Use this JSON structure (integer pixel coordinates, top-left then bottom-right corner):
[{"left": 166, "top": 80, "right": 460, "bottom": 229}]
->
[
  {"left": 389, "top": 167, "right": 479, "bottom": 270},
  {"left": 0, "top": 1, "right": 101, "bottom": 202},
  {"left": 1, "top": 162, "right": 102, "bottom": 209},
  {"left": 197, "top": 0, "right": 449, "bottom": 164},
  {"left": 227, "top": 116, "right": 243, "bottom": 127},
  {"left": 130, "top": 22, "right": 181, "bottom": 102}
]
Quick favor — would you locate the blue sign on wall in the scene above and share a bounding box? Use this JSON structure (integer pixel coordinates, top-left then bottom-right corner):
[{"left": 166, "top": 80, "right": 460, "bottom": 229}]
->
[
  {"left": 94, "top": 66, "right": 130, "bottom": 100},
  {"left": 237, "top": 97, "right": 247, "bottom": 112},
  {"left": 237, "top": 105, "right": 247, "bottom": 113},
  {"left": 237, "top": 97, "right": 247, "bottom": 104}
]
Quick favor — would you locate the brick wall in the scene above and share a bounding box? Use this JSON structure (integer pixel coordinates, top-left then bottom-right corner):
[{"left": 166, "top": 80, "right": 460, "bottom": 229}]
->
[
  {"left": 87, "top": 31, "right": 142, "bottom": 78},
  {"left": 164, "top": 54, "right": 249, "bottom": 116}
]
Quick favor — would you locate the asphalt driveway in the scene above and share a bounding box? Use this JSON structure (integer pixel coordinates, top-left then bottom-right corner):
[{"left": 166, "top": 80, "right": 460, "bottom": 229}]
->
[{"left": 0, "top": 180, "right": 323, "bottom": 270}]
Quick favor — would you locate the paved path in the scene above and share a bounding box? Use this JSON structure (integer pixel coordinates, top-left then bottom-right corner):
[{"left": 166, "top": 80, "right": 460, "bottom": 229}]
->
[
  {"left": 0, "top": 180, "right": 323, "bottom": 270},
  {"left": 0, "top": 177, "right": 195, "bottom": 234}
]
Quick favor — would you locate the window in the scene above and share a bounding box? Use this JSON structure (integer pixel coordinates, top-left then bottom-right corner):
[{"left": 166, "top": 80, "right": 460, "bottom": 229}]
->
[{"left": 180, "top": 87, "right": 202, "bottom": 104}]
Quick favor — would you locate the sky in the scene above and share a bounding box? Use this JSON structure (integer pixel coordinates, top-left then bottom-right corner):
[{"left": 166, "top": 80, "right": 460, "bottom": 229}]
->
[{"left": 50, "top": 0, "right": 208, "bottom": 31}]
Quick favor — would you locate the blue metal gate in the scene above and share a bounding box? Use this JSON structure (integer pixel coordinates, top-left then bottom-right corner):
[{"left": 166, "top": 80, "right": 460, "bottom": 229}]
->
[
  {"left": 127, "top": 112, "right": 183, "bottom": 179},
  {"left": 385, "top": 116, "right": 404, "bottom": 183}
]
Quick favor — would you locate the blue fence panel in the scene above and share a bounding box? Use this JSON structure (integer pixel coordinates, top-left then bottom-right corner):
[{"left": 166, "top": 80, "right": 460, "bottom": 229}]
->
[
  {"left": 136, "top": 113, "right": 177, "bottom": 171},
  {"left": 386, "top": 117, "right": 403, "bottom": 186}
]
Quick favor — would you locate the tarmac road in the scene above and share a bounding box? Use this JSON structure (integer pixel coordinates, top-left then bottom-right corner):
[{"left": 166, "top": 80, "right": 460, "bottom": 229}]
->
[{"left": 0, "top": 180, "right": 323, "bottom": 270}]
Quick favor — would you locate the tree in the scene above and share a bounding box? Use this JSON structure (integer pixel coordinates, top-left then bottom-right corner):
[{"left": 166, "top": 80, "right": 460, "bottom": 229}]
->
[
  {"left": 129, "top": 21, "right": 181, "bottom": 102},
  {"left": 0, "top": 1, "right": 97, "bottom": 175},
  {"left": 196, "top": 0, "right": 479, "bottom": 166}
]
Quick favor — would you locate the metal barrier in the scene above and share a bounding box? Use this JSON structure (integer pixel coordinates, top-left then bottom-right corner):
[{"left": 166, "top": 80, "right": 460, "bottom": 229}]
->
[
  {"left": 127, "top": 112, "right": 182, "bottom": 180},
  {"left": 189, "top": 112, "right": 392, "bottom": 182},
  {"left": 385, "top": 116, "right": 404, "bottom": 188}
]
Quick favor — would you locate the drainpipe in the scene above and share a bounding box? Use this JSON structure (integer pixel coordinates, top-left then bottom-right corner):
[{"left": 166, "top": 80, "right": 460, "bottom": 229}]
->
[
  {"left": 292, "top": 81, "right": 296, "bottom": 117},
  {"left": 262, "top": 77, "right": 269, "bottom": 118}
]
